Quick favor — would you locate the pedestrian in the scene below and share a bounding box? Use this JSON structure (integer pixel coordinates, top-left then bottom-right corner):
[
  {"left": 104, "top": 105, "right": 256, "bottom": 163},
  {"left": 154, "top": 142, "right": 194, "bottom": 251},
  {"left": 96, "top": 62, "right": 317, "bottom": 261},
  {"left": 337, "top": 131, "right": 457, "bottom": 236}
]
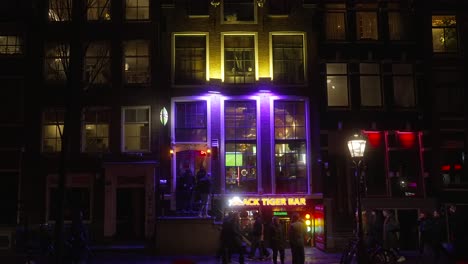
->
[
  {"left": 220, "top": 212, "right": 245, "bottom": 264},
  {"left": 181, "top": 169, "right": 195, "bottom": 212},
  {"left": 417, "top": 211, "right": 431, "bottom": 256},
  {"left": 428, "top": 209, "right": 446, "bottom": 263},
  {"left": 447, "top": 204, "right": 468, "bottom": 262},
  {"left": 289, "top": 213, "right": 306, "bottom": 264},
  {"left": 382, "top": 209, "right": 405, "bottom": 262},
  {"left": 196, "top": 168, "right": 212, "bottom": 218},
  {"left": 70, "top": 210, "right": 90, "bottom": 264},
  {"left": 269, "top": 216, "right": 286, "bottom": 264},
  {"left": 248, "top": 212, "right": 270, "bottom": 260}
]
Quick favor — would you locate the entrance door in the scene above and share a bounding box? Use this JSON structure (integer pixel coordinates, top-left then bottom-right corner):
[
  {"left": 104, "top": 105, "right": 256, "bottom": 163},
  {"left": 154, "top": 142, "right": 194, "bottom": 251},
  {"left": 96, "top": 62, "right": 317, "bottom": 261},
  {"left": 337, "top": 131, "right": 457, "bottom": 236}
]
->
[
  {"left": 116, "top": 188, "right": 145, "bottom": 240},
  {"left": 175, "top": 150, "right": 208, "bottom": 211}
]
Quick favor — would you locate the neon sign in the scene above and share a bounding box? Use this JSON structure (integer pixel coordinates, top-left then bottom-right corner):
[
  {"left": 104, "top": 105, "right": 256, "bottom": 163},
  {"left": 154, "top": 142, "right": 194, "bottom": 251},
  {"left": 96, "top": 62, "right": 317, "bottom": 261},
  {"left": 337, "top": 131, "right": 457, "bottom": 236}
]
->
[{"left": 228, "top": 196, "right": 306, "bottom": 207}]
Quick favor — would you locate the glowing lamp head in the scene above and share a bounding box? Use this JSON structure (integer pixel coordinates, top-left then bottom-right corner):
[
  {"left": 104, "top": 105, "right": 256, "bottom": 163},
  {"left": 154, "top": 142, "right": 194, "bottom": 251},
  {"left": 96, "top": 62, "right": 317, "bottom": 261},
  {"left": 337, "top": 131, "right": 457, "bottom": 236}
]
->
[
  {"left": 305, "top": 220, "right": 311, "bottom": 226},
  {"left": 347, "top": 133, "right": 367, "bottom": 158},
  {"left": 305, "top": 213, "right": 311, "bottom": 220}
]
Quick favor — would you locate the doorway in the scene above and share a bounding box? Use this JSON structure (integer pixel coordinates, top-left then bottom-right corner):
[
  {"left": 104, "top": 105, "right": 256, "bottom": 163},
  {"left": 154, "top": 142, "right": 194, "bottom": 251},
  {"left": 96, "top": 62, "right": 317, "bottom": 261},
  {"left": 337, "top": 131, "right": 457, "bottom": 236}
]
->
[{"left": 115, "top": 188, "right": 145, "bottom": 240}]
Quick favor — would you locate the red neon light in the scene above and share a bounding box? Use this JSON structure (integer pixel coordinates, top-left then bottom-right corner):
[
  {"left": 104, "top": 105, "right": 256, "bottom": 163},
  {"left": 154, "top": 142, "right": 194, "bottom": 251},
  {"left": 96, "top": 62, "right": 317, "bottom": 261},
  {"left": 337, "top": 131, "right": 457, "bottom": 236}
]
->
[
  {"left": 397, "top": 131, "right": 416, "bottom": 148},
  {"left": 363, "top": 131, "right": 381, "bottom": 148},
  {"left": 441, "top": 165, "right": 450, "bottom": 171},
  {"left": 454, "top": 164, "right": 462, "bottom": 170},
  {"left": 200, "top": 150, "right": 207, "bottom": 156}
]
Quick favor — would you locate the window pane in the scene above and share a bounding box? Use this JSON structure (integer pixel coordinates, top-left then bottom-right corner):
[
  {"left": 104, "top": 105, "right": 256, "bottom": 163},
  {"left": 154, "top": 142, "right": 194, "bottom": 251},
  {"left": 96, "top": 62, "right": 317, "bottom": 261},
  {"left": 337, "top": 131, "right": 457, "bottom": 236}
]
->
[
  {"left": 393, "top": 77, "right": 415, "bottom": 107},
  {"left": 123, "top": 107, "right": 150, "bottom": 152},
  {"left": 274, "top": 101, "right": 306, "bottom": 140},
  {"left": 360, "top": 76, "right": 382, "bottom": 106},
  {"left": 274, "top": 142, "right": 307, "bottom": 194},
  {"left": 174, "top": 35, "right": 206, "bottom": 85},
  {"left": 124, "top": 40, "right": 150, "bottom": 84},
  {"left": 325, "top": 12, "right": 346, "bottom": 40},
  {"left": 223, "top": 0, "right": 254, "bottom": 23},
  {"left": 84, "top": 109, "right": 110, "bottom": 152},
  {"left": 175, "top": 101, "right": 207, "bottom": 142},
  {"left": 84, "top": 42, "right": 111, "bottom": 84},
  {"left": 0, "top": 36, "right": 23, "bottom": 55},
  {"left": 432, "top": 15, "right": 458, "bottom": 53},
  {"left": 225, "top": 143, "right": 257, "bottom": 193},
  {"left": 327, "top": 76, "right": 348, "bottom": 107},
  {"left": 45, "top": 43, "right": 69, "bottom": 82},
  {"left": 224, "top": 35, "right": 255, "bottom": 84},
  {"left": 87, "top": 0, "right": 111, "bottom": 20},
  {"left": 388, "top": 12, "right": 404, "bottom": 40},
  {"left": 272, "top": 35, "right": 304, "bottom": 84},
  {"left": 125, "top": 0, "right": 149, "bottom": 20},
  {"left": 356, "top": 12, "right": 378, "bottom": 40},
  {"left": 326, "top": 63, "right": 346, "bottom": 74},
  {"left": 48, "top": 0, "right": 72, "bottom": 21},
  {"left": 225, "top": 101, "right": 256, "bottom": 140}
]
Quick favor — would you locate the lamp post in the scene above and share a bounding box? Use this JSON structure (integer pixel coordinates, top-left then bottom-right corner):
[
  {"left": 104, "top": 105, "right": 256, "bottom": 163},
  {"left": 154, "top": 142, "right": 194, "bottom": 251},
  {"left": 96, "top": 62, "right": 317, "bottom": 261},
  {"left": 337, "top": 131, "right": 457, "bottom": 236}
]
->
[{"left": 347, "top": 133, "right": 367, "bottom": 263}]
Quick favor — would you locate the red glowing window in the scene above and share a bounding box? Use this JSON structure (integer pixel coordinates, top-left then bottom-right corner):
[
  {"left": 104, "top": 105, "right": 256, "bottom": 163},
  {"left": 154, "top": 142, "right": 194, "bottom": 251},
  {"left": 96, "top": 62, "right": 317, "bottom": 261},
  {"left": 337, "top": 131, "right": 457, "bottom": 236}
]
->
[
  {"left": 454, "top": 164, "right": 462, "bottom": 171},
  {"left": 363, "top": 131, "right": 382, "bottom": 148},
  {"left": 441, "top": 165, "right": 451, "bottom": 171},
  {"left": 397, "top": 131, "right": 416, "bottom": 148}
]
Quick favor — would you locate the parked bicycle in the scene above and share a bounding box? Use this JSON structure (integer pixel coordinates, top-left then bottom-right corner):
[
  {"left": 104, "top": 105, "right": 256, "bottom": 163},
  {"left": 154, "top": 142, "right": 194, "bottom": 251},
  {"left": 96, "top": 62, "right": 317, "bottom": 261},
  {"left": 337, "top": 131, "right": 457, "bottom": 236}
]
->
[{"left": 340, "top": 238, "right": 397, "bottom": 264}]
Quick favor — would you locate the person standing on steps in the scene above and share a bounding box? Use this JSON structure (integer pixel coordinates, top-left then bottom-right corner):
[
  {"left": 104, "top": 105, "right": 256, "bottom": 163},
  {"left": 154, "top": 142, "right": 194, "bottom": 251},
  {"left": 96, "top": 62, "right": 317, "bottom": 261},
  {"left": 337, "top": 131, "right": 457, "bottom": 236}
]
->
[{"left": 196, "top": 168, "right": 212, "bottom": 218}]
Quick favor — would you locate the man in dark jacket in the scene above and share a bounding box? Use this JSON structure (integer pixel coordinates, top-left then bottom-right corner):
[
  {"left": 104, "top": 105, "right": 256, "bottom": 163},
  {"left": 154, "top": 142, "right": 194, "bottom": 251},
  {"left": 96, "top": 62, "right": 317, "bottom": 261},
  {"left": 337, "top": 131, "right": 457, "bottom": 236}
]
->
[
  {"left": 248, "top": 212, "right": 269, "bottom": 260},
  {"left": 269, "top": 216, "right": 286, "bottom": 264},
  {"left": 289, "top": 213, "right": 306, "bottom": 264},
  {"left": 383, "top": 209, "right": 405, "bottom": 262}
]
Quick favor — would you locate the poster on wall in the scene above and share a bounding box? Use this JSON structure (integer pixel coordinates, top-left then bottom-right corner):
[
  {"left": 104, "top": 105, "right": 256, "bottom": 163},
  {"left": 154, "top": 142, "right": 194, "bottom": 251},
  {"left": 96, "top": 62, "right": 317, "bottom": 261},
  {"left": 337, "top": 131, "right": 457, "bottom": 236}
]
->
[{"left": 314, "top": 204, "right": 326, "bottom": 251}]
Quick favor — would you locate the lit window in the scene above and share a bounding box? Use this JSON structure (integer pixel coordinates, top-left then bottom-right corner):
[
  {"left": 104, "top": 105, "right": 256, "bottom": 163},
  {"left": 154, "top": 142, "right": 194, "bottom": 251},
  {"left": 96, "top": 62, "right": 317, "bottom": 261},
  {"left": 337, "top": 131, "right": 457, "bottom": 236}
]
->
[
  {"left": 125, "top": 0, "right": 149, "bottom": 20},
  {"left": 175, "top": 101, "right": 207, "bottom": 142},
  {"left": 84, "top": 42, "right": 111, "bottom": 85},
  {"left": 48, "top": 0, "right": 72, "bottom": 21},
  {"left": 272, "top": 34, "right": 305, "bottom": 85},
  {"left": 325, "top": 4, "right": 346, "bottom": 40},
  {"left": 45, "top": 42, "right": 69, "bottom": 82},
  {"left": 224, "top": 101, "right": 257, "bottom": 193},
  {"left": 124, "top": 40, "right": 150, "bottom": 84},
  {"left": 356, "top": 4, "right": 378, "bottom": 40},
  {"left": 83, "top": 109, "right": 110, "bottom": 152},
  {"left": 42, "top": 109, "right": 64, "bottom": 152},
  {"left": 326, "top": 63, "right": 348, "bottom": 107},
  {"left": 392, "top": 64, "right": 415, "bottom": 108},
  {"left": 0, "top": 36, "right": 23, "bottom": 55},
  {"left": 223, "top": 34, "right": 256, "bottom": 84},
  {"left": 223, "top": 0, "right": 255, "bottom": 23},
  {"left": 122, "top": 107, "right": 150, "bottom": 152},
  {"left": 360, "top": 63, "right": 381, "bottom": 107},
  {"left": 174, "top": 35, "right": 207, "bottom": 85},
  {"left": 274, "top": 101, "right": 307, "bottom": 194},
  {"left": 432, "top": 15, "right": 457, "bottom": 53},
  {"left": 87, "top": 0, "right": 111, "bottom": 21}
]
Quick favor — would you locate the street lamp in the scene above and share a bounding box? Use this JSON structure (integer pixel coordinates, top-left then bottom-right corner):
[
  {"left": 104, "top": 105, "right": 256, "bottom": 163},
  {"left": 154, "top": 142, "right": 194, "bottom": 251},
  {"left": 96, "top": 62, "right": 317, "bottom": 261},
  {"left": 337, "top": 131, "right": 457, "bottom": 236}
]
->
[{"left": 347, "top": 133, "right": 367, "bottom": 263}]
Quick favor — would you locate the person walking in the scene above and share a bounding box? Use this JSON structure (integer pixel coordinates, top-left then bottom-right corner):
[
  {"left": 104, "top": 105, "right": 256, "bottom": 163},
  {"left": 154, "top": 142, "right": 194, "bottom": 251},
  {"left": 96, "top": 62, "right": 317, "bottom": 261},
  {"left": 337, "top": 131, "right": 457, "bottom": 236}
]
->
[
  {"left": 196, "top": 169, "right": 212, "bottom": 218},
  {"left": 417, "top": 211, "right": 431, "bottom": 256},
  {"left": 289, "top": 213, "right": 306, "bottom": 264},
  {"left": 248, "top": 212, "right": 270, "bottom": 260},
  {"left": 383, "top": 209, "right": 405, "bottom": 262},
  {"left": 428, "top": 210, "right": 446, "bottom": 263},
  {"left": 220, "top": 212, "right": 245, "bottom": 264},
  {"left": 269, "top": 216, "right": 286, "bottom": 264},
  {"left": 70, "top": 210, "right": 90, "bottom": 264}
]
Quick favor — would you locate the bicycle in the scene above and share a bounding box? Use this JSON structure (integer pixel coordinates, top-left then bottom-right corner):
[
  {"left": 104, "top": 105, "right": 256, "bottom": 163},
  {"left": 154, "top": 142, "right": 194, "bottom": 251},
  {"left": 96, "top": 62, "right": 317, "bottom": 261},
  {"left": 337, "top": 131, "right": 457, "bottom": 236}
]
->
[{"left": 340, "top": 238, "right": 398, "bottom": 264}]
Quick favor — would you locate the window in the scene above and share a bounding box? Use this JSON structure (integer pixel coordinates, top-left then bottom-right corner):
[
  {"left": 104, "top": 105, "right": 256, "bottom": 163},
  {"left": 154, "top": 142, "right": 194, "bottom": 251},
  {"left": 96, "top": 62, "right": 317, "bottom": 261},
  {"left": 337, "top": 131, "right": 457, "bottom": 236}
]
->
[
  {"left": 435, "top": 71, "right": 463, "bottom": 113},
  {"left": 84, "top": 42, "right": 111, "bottom": 85},
  {"left": 42, "top": 109, "right": 64, "bottom": 152},
  {"left": 0, "top": 36, "right": 23, "bottom": 55},
  {"left": 124, "top": 40, "right": 150, "bottom": 84},
  {"left": 432, "top": 15, "right": 457, "bottom": 53},
  {"left": 360, "top": 63, "right": 381, "bottom": 107},
  {"left": 272, "top": 34, "right": 304, "bottom": 85},
  {"left": 223, "top": 35, "right": 255, "bottom": 84},
  {"left": 325, "top": 4, "right": 346, "bottom": 40},
  {"left": 223, "top": 0, "right": 255, "bottom": 23},
  {"left": 392, "top": 64, "right": 415, "bottom": 108},
  {"left": 87, "top": 0, "right": 111, "bottom": 21},
  {"left": 45, "top": 42, "right": 69, "bottom": 82},
  {"left": 187, "top": 0, "right": 210, "bottom": 16},
  {"left": 83, "top": 108, "right": 110, "bottom": 152},
  {"left": 326, "top": 63, "right": 348, "bottom": 107},
  {"left": 125, "top": 0, "right": 149, "bottom": 20},
  {"left": 48, "top": 0, "right": 72, "bottom": 21},
  {"left": 268, "top": 0, "right": 292, "bottom": 15},
  {"left": 387, "top": 3, "right": 408, "bottom": 41},
  {"left": 274, "top": 101, "right": 307, "bottom": 194},
  {"left": 356, "top": 4, "right": 378, "bottom": 40},
  {"left": 174, "top": 35, "right": 207, "bottom": 85},
  {"left": 122, "top": 107, "right": 150, "bottom": 152},
  {"left": 362, "top": 131, "right": 387, "bottom": 196},
  {"left": 224, "top": 101, "right": 257, "bottom": 193},
  {"left": 175, "top": 101, "right": 207, "bottom": 142}
]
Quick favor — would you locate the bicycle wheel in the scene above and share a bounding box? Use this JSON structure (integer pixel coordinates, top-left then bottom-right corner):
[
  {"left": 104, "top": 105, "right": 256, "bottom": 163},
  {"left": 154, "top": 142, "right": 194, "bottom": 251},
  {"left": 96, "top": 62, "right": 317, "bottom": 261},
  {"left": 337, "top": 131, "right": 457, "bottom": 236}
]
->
[{"left": 371, "top": 248, "right": 397, "bottom": 264}]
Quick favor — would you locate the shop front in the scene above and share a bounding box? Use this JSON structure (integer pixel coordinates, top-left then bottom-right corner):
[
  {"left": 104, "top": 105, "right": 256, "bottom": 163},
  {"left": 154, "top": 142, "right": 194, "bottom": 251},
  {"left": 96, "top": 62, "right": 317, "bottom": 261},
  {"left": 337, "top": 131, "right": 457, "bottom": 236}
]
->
[{"left": 220, "top": 195, "right": 323, "bottom": 248}]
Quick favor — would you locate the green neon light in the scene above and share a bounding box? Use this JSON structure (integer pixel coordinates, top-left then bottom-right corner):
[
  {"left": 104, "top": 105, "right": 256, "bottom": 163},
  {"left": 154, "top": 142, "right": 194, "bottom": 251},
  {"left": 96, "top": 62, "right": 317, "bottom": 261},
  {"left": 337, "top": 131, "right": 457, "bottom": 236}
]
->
[{"left": 273, "top": 211, "right": 288, "bottom": 216}]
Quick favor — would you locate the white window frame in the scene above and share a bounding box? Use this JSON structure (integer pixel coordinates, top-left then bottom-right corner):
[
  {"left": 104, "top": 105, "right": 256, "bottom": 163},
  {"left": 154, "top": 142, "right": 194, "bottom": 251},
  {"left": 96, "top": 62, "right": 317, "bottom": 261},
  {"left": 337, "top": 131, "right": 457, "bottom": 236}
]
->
[
  {"left": 269, "top": 32, "right": 307, "bottom": 85},
  {"left": 171, "top": 97, "right": 211, "bottom": 144},
  {"left": 172, "top": 32, "right": 210, "bottom": 86},
  {"left": 221, "top": 32, "right": 258, "bottom": 83},
  {"left": 121, "top": 106, "right": 151, "bottom": 153},
  {"left": 270, "top": 96, "right": 311, "bottom": 195}
]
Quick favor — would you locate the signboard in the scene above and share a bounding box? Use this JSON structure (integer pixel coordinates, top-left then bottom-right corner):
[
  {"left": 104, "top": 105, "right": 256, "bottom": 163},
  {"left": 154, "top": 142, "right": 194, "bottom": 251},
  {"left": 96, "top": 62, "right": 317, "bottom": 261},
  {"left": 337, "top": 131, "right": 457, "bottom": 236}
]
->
[
  {"left": 314, "top": 204, "right": 326, "bottom": 251},
  {"left": 228, "top": 196, "right": 306, "bottom": 207}
]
